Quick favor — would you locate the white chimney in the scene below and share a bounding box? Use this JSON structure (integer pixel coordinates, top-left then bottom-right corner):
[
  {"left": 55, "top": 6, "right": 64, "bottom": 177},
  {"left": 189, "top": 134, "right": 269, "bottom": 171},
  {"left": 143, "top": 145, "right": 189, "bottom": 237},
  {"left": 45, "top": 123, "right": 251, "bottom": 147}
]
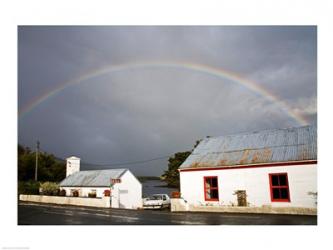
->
[{"left": 66, "top": 156, "right": 80, "bottom": 177}]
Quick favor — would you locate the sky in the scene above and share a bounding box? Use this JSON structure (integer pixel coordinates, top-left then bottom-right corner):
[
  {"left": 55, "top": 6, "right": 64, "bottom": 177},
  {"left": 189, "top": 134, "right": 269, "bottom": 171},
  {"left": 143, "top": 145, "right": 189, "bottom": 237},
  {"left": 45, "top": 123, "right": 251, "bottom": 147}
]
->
[{"left": 18, "top": 26, "right": 317, "bottom": 176}]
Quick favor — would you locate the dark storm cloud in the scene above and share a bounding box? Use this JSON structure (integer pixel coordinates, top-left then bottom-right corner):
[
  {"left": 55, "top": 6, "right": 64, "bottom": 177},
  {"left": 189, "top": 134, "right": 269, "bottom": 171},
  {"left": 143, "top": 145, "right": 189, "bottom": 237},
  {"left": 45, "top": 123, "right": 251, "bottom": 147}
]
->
[{"left": 18, "top": 26, "right": 317, "bottom": 175}]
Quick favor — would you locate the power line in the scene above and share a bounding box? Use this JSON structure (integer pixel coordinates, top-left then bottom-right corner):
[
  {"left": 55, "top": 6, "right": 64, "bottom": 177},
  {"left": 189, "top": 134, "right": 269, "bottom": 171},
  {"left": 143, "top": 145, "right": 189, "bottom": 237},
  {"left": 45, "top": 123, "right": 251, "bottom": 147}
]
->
[{"left": 81, "top": 155, "right": 171, "bottom": 167}]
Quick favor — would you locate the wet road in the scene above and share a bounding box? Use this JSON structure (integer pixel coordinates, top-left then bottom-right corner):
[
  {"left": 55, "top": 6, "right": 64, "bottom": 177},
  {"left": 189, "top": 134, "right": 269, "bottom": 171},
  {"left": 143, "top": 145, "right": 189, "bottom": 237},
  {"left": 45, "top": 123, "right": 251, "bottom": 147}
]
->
[{"left": 18, "top": 202, "right": 317, "bottom": 225}]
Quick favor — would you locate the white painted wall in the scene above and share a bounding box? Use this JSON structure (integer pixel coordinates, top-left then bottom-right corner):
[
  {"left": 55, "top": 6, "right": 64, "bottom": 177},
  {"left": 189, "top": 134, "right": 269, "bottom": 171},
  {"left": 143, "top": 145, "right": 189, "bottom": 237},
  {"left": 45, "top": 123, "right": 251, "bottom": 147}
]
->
[
  {"left": 110, "top": 171, "right": 142, "bottom": 209},
  {"left": 60, "top": 170, "right": 142, "bottom": 209},
  {"left": 66, "top": 156, "right": 80, "bottom": 177},
  {"left": 180, "top": 164, "right": 317, "bottom": 208}
]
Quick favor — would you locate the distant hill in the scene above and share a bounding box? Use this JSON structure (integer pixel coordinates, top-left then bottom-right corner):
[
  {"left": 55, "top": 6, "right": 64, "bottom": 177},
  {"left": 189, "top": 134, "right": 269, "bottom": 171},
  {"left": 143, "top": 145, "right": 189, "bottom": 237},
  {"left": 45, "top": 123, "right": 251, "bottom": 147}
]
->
[{"left": 137, "top": 176, "right": 161, "bottom": 182}]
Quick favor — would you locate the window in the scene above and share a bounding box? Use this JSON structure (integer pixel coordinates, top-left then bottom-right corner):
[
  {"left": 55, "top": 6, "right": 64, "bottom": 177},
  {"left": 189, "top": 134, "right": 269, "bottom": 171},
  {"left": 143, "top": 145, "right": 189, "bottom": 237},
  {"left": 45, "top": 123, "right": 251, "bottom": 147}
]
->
[
  {"left": 88, "top": 189, "right": 97, "bottom": 198},
  {"left": 204, "top": 176, "right": 219, "bottom": 201},
  {"left": 70, "top": 189, "right": 79, "bottom": 197},
  {"left": 269, "top": 173, "right": 290, "bottom": 202}
]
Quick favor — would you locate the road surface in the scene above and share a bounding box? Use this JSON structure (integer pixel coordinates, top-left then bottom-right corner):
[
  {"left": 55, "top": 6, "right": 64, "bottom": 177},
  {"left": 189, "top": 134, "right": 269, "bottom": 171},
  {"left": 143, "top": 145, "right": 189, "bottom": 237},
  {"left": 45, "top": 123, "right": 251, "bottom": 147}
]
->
[{"left": 18, "top": 202, "right": 317, "bottom": 225}]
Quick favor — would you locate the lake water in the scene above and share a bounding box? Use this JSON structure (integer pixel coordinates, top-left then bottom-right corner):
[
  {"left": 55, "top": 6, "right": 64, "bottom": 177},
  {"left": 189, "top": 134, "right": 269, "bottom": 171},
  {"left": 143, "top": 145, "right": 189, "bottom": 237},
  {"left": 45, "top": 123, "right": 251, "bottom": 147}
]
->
[{"left": 142, "top": 180, "right": 178, "bottom": 197}]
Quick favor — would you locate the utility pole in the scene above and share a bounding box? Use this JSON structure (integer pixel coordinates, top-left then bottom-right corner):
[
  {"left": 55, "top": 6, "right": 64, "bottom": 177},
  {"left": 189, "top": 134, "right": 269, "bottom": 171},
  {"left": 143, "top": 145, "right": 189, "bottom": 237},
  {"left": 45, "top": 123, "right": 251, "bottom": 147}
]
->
[{"left": 35, "top": 140, "right": 40, "bottom": 181}]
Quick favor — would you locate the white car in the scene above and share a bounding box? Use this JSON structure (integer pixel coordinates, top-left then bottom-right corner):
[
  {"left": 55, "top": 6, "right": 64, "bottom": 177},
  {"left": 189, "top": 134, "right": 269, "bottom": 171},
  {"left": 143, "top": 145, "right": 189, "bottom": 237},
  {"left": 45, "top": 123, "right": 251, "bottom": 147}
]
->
[{"left": 143, "top": 194, "right": 171, "bottom": 209}]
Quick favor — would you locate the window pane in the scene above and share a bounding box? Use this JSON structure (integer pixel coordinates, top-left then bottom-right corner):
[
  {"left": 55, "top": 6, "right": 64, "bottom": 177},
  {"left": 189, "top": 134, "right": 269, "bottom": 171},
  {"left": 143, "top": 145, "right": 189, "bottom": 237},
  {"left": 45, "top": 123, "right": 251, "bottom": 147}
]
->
[
  {"left": 271, "top": 175, "right": 279, "bottom": 186},
  {"left": 211, "top": 177, "right": 218, "bottom": 187},
  {"left": 205, "top": 178, "right": 211, "bottom": 188},
  {"left": 279, "top": 175, "right": 287, "bottom": 186},
  {"left": 204, "top": 177, "right": 219, "bottom": 200},
  {"left": 272, "top": 188, "right": 280, "bottom": 199},
  {"left": 211, "top": 189, "right": 219, "bottom": 199},
  {"left": 280, "top": 188, "right": 289, "bottom": 199}
]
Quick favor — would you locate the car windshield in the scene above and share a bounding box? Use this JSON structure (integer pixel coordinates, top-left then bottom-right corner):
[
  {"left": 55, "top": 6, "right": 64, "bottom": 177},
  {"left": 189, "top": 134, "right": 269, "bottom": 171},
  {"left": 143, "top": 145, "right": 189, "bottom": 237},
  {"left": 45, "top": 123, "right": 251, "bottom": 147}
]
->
[{"left": 147, "top": 195, "right": 162, "bottom": 200}]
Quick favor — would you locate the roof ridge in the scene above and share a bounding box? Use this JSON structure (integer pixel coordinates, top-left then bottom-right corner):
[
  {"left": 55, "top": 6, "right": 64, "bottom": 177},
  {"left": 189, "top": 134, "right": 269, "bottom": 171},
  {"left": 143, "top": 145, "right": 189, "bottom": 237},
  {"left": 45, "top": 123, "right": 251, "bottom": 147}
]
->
[
  {"left": 77, "top": 168, "right": 128, "bottom": 172},
  {"left": 207, "top": 124, "right": 315, "bottom": 140}
]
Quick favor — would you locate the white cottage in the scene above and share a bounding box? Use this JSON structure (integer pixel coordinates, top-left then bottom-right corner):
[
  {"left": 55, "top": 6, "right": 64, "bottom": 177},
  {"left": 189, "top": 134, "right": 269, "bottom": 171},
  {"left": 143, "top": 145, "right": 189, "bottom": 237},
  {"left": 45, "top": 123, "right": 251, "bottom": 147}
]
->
[
  {"left": 59, "top": 156, "right": 142, "bottom": 209},
  {"left": 179, "top": 125, "right": 317, "bottom": 213}
]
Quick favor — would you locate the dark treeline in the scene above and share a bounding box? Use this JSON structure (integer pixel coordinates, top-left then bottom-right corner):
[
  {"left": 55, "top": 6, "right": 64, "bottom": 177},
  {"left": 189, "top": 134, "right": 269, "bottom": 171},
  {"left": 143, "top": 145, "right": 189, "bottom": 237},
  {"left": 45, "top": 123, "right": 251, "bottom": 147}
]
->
[{"left": 18, "top": 144, "right": 66, "bottom": 182}]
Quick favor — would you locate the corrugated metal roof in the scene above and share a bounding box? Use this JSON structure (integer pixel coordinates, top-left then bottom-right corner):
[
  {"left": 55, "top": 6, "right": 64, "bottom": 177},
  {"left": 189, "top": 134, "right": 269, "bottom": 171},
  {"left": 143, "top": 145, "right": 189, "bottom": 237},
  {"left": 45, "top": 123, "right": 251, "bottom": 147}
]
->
[
  {"left": 179, "top": 125, "right": 317, "bottom": 170},
  {"left": 59, "top": 169, "right": 128, "bottom": 187}
]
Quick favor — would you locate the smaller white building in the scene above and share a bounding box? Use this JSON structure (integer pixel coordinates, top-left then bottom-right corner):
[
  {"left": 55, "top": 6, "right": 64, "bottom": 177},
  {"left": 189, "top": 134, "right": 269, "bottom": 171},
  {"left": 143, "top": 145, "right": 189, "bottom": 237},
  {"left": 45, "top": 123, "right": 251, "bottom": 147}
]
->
[{"left": 59, "top": 156, "right": 142, "bottom": 209}]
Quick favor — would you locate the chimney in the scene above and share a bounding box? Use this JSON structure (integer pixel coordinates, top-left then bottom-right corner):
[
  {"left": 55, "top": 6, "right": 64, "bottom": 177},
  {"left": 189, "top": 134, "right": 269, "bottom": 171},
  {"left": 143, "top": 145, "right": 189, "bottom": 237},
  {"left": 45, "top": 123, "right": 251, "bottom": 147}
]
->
[{"left": 66, "top": 156, "right": 80, "bottom": 177}]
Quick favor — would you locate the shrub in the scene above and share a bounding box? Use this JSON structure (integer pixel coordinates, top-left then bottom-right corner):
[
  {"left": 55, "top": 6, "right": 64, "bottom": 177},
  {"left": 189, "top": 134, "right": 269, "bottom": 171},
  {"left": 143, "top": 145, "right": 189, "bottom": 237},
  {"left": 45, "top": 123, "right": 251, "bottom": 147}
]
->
[
  {"left": 59, "top": 189, "right": 66, "bottom": 196},
  {"left": 40, "top": 182, "right": 59, "bottom": 196},
  {"left": 18, "top": 181, "right": 40, "bottom": 195},
  {"left": 103, "top": 189, "right": 110, "bottom": 197}
]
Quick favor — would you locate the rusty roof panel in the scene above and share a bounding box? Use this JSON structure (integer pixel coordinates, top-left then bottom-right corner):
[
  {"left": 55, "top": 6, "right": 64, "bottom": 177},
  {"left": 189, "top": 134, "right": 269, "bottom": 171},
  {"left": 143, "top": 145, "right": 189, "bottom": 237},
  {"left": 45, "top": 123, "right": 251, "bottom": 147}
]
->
[{"left": 180, "top": 125, "right": 317, "bottom": 169}]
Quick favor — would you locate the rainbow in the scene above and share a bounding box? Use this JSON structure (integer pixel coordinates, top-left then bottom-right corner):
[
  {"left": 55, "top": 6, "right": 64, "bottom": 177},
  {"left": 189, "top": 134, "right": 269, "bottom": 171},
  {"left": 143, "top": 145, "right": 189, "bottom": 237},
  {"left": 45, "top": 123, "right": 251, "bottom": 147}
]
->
[{"left": 18, "top": 61, "right": 308, "bottom": 125}]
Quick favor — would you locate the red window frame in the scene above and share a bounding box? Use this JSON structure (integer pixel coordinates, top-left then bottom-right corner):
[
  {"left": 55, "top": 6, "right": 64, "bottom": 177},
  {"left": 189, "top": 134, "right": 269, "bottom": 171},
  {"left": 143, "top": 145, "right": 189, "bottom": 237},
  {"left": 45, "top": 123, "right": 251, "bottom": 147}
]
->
[
  {"left": 269, "top": 173, "right": 290, "bottom": 202},
  {"left": 204, "top": 176, "right": 219, "bottom": 201}
]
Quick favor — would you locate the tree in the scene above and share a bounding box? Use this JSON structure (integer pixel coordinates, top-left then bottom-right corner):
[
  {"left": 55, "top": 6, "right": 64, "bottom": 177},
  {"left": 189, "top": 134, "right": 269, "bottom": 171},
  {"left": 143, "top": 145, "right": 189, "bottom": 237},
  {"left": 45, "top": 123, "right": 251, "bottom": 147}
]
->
[
  {"left": 18, "top": 144, "right": 66, "bottom": 182},
  {"left": 162, "top": 151, "right": 191, "bottom": 188},
  {"left": 162, "top": 139, "right": 202, "bottom": 188}
]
